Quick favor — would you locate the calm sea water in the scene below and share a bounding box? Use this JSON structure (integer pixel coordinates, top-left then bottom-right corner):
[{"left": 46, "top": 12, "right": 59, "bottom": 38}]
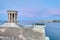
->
[
  {"left": 0, "top": 21, "right": 60, "bottom": 40},
  {"left": 45, "top": 22, "right": 60, "bottom": 40}
]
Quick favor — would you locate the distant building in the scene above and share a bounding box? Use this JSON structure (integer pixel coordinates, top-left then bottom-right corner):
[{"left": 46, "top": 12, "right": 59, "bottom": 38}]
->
[{"left": 0, "top": 10, "right": 49, "bottom": 40}]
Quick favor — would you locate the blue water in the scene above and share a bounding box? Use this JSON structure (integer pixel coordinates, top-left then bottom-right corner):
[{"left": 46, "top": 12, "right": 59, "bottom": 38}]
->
[
  {"left": 45, "top": 23, "right": 60, "bottom": 40},
  {"left": 0, "top": 21, "right": 60, "bottom": 40}
]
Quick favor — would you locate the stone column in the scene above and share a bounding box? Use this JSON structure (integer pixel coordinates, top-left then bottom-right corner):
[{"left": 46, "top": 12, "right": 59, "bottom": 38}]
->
[
  {"left": 11, "top": 13, "right": 13, "bottom": 22},
  {"left": 14, "top": 13, "right": 17, "bottom": 23},
  {"left": 10, "top": 13, "right": 11, "bottom": 22},
  {"left": 16, "top": 13, "right": 17, "bottom": 22},
  {"left": 12, "top": 13, "right": 14, "bottom": 22},
  {"left": 8, "top": 13, "right": 10, "bottom": 22},
  {"left": 14, "top": 13, "right": 15, "bottom": 23},
  {"left": 7, "top": 10, "right": 18, "bottom": 23}
]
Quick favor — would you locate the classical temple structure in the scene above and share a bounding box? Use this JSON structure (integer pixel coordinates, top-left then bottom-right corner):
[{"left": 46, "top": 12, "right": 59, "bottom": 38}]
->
[{"left": 0, "top": 10, "right": 49, "bottom": 40}]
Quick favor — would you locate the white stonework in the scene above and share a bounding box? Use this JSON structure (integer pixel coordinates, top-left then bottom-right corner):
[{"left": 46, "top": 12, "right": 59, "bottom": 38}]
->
[
  {"left": 1, "top": 23, "right": 20, "bottom": 28},
  {"left": 33, "top": 25, "right": 46, "bottom": 33},
  {"left": 19, "top": 34, "right": 26, "bottom": 40},
  {"left": 7, "top": 10, "right": 18, "bottom": 23},
  {"left": 0, "top": 10, "right": 49, "bottom": 40},
  {"left": 0, "top": 36, "right": 14, "bottom": 40},
  {"left": 45, "top": 37, "right": 50, "bottom": 40},
  {"left": 1, "top": 10, "right": 19, "bottom": 28}
]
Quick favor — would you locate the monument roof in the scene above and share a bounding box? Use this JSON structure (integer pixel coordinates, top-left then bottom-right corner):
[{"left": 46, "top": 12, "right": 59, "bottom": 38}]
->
[{"left": 7, "top": 10, "right": 18, "bottom": 13}]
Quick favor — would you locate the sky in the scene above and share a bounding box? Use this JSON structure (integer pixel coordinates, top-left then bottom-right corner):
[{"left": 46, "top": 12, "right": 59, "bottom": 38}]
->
[
  {"left": 0, "top": 0, "right": 60, "bottom": 40},
  {"left": 0, "top": 0, "right": 60, "bottom": 21}
]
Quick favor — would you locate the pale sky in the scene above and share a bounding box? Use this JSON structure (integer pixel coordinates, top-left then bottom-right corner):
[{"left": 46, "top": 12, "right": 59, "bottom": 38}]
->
[{"left": 0, "top": 0, "right": 60, "bottom": 21}]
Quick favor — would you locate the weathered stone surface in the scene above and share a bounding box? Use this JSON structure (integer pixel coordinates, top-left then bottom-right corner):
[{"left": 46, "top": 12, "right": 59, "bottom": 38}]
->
[{"left": 0, "top": 27, "right": 45, "bottom": 40}]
